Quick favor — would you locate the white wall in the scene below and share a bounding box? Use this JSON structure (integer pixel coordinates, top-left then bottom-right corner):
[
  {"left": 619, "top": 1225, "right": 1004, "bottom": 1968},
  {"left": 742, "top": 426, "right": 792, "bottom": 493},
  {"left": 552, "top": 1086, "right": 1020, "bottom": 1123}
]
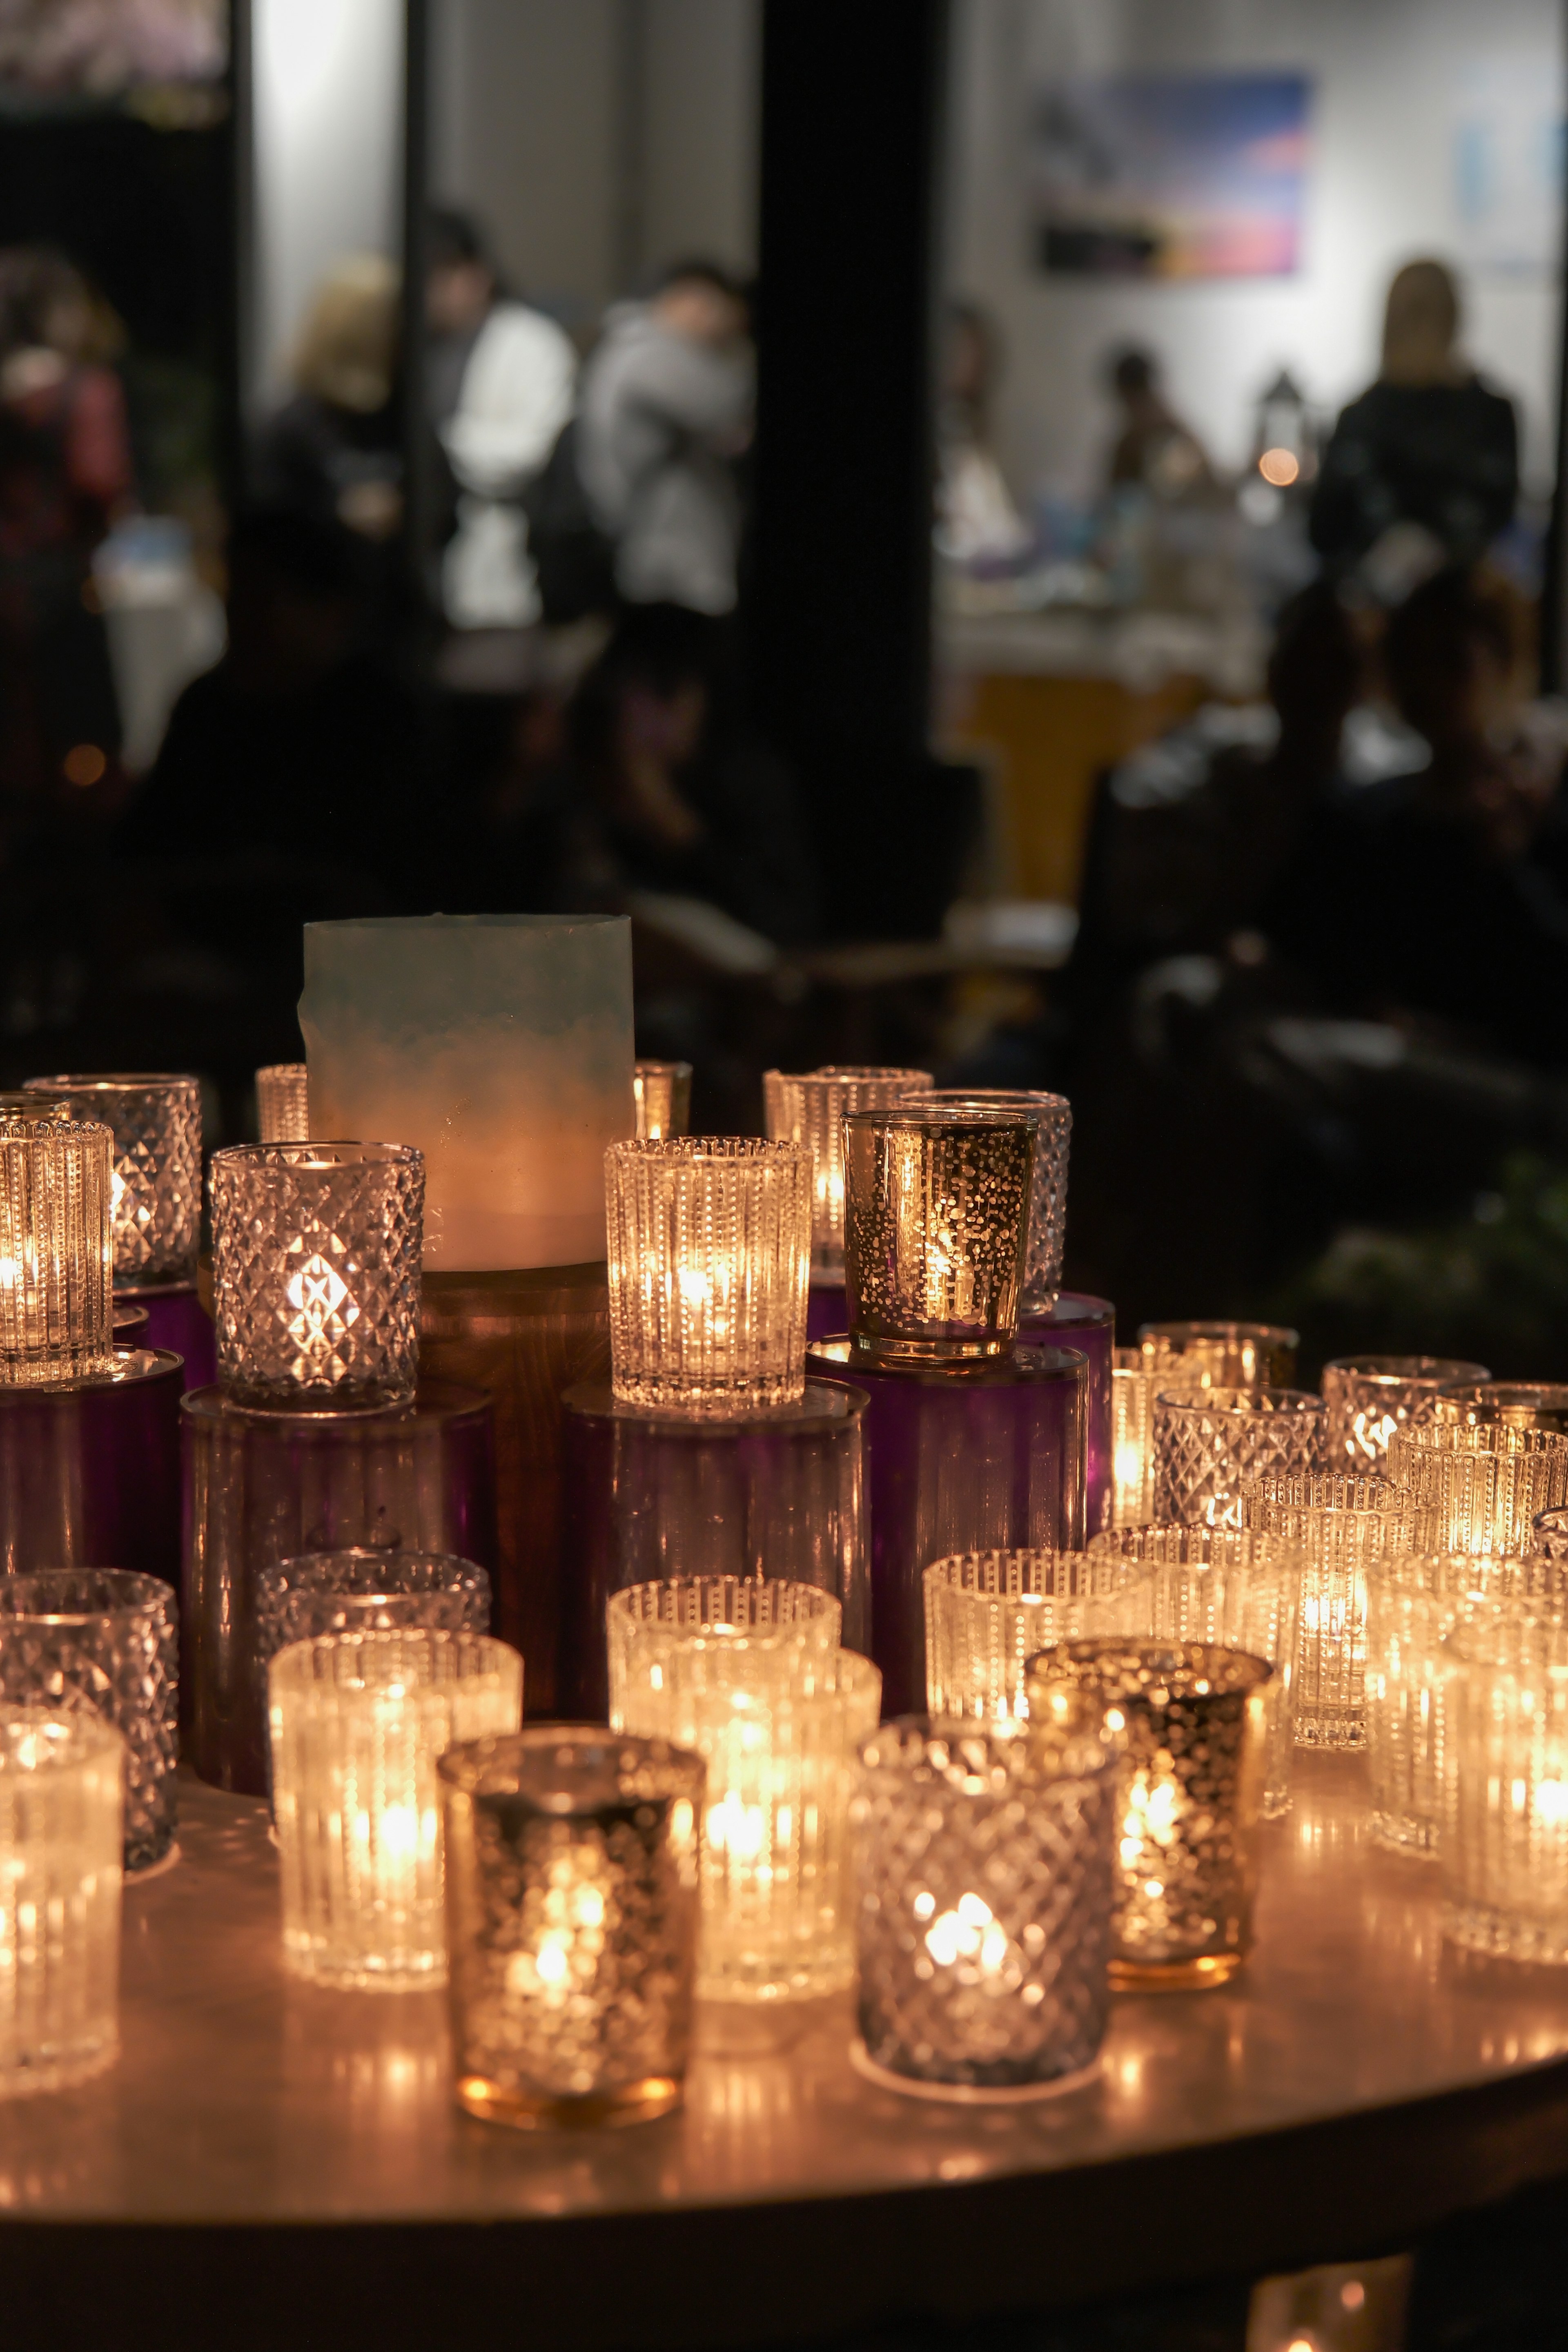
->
[
  {"left": 644, "top": 0, "right": 760, "bottom": 275},
  {"left": 947, "top": 0, "right": 1566, "bottom": 502}
]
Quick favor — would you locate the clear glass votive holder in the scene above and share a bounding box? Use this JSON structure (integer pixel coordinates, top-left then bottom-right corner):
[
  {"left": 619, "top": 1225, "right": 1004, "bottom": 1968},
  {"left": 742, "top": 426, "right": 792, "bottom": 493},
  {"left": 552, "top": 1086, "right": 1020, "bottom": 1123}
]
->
[
  {"left": 0, "top": 1115, "right": 113, "bottom": 1386},
  {"left": 632, "top": 1060, "right": 692, "bottom": 1141},
  {"left": 0, "top": 1708, "right": 123, "bottom": 2094},
  {"left": 1535, "top": 1507, "right": 1568, "bottom": 1563},
  {"left": 1152, "top": 1386, "right": 1324, "bottom": 1530},
  {"left": 26, "top": 1074, "right": 201, "bottom": 1290},
  {"left": 1026, "top": 1639, "right": 1271, "bottom": 1989},
  {"left": 1084, "top": 1525, "right": 1299, "bottom": 1818},
  {"left": 1111, "top": 1351, "right": 1156, "bottom": 1527},
  {"left": 922, "top": 1549, "right": 1121, "bottom": 1727},
  {"left": 1138, "top": 1321, "right": 1298, "bottom": 1392},
  {"left": 210, "top": 1141, "right": 425, "bottom": 1410},
  {"left": 842, "top": 1105, "right": 1035, "bottom": 1367},
  {"left": 440, "top": 1726, "right": 704, "bottom": 2128},
  {"left": 269, "top": 1628, "right": 523, "bottom": 1989},
  {"left": 1242, "top": 1470, "right": 1417, "bottom": 1748},
  {"left": 605, "top": 1138, "right": 811, "bottom": 1414},
  {"left": 1387, "top": 1420, "right": 1568, "bottom": 1557},
  {"left": 916, "top": 1090, "right": 1071, "bottom": 1314},
  {"left": 1321, "top": 1356, "right": 1491, "bottom": 1471},
  {"left": 255, "top": 1550, "right": 494, "bottom": 1753},
  {"left": 0, "top": 1572, "right": 176, "bottom": 1872},
  {"left": 256, "top": 1063, "right": 310, "bottom": 1143},
  {"left": 1429, "top": 1382, "right": 1568, "bottom": 1433},
  {"left": 762, "top": 1066, "right": 933, "bottom": 1275},
  {"left": 1439, "top": 1607, "right": 1568, "bottom": 1963}
]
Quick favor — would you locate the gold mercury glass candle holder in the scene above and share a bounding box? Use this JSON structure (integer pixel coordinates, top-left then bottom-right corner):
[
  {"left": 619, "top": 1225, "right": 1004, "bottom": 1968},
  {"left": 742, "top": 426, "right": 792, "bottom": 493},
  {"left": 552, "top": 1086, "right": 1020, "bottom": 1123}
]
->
[
  {"left": 1439, "top": 1605, "right": 1568, "bottom": 1963},
  {"left": 0, "top": 1707, "right": 123, "bottom": 2095},
  {"left": 916, "top": 1089, "right": 1072, "bottom": 1314},
  {"left": 0, "top": 1115, "right": 113, "bottom": 1386},
  {"left": 1138, "top": 1320, "right": 1298, "bottom": 1392},
  {"left": 922, "top": 1549, "right": 1121, "bottom": 1727},
  {"left": 605, "top": 1138, "right": 811, "bottom": 1414},
  {"left": 631, "top": 1060, "right": 692, "bottom": 1141},
  {"left": 1387, "top": 1420, "right": 1568, "bottom": 1558},
  {"left": 1242, "top": 1470, "right": 1417, "bottom": 1748},
  {"left": 440, "top": 1726, "right": 704, "bottom": 2129},
  {"left": 269, "top": 1627, "right": 523, "bottom": 1989},
  {"left": 1428, "top": 1381, "right": 1568, "bottom": 1431},
  {"left": 1111, "top": 1350, "right": 1156, "bottom": 1526},
  {"left": 209, "top": 1141, "right": 425, "bottom": 1410},
  {"left": 1025, "top": 1638, "right": 1271, "bottom": 1990},
  {"left": 842, "top": 1104, "right": 1035, "bottom": 1367},
  {"left": 1152, "top": 1386, "right": 1324, "bottom": 1530},
  {"left": 25, "top": 1074, "right": 200, "bottom": 1291},
  {"left": 1321, "top": 1356, "right": 1491, "bottom": 1472},
  {"left": 762, "top": 1066, "right": 933, "bottom": 1276},
  {"left": 256, "top": 1063, "right": 310, "bottom": 1143}
]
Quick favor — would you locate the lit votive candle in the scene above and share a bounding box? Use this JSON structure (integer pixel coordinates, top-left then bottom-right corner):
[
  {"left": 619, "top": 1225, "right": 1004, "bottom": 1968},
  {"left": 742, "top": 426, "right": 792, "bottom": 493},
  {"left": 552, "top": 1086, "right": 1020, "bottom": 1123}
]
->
[
  {"left": 0, "top": 1708, "right": 123, "bottom": 2095},
  {"left": 1321, "top": 1355, "right": 1490, "bottom": 1471},
  {"left": 632, "top": 1060, "right": 692, "bottom": 1141},
  {"left": 1242, "top": 1469, "right": 1417, "bottom": 1749},
  {"left": 917, "top": 1089, "right": 1071, "bottom": 1313},
  {"left": 1152, "top": 1387, "right": 1323, "bottom": 1529},
  {"left": 763, "top": 1066, "right": 933, "bottom": 1276},
  {"left": 922, "top": 1549, "right": 1121, "bottom": 1727},
  {"left": 25, "top": 1074, "right": 200, "bottom": 1291},
  {"left": 0, "top": 1115, "right": 113, "bottom": 1385},
  {"left": 1139, "top": 1321, "right": 1298, "bottom": 1391},
  {"left": 842, "top": 1104, "right": 1035, "bottom": 1367},
  {"left": 1387, "top": 1420, "right": 1568, "bottom": 1557},
  {"left": 1110, "top": 1349, "right": 1155, "bottom": 1526},
  {"left": 256, "top": 1063, "right": 310, "bottom": 1143},
  {"left": 1440, "top": 1605, "right": 1568, "bottom": 1963}
]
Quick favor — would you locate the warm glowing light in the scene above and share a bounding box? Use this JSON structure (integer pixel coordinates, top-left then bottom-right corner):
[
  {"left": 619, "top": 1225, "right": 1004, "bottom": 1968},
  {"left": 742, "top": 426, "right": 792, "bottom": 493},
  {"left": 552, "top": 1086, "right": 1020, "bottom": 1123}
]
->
[
  {"left": 1258, "top": 447, "right": 1300, "bottom": 487},
  {"left": 1535, "top": 1779, "right": 1568, "bottom": 1824},
  {"left": 1341, "top": 2282, "right": 1365, "bottom": 2311},
  {"left": 62, "top": 743, "right": 106, "bottom": 788}
]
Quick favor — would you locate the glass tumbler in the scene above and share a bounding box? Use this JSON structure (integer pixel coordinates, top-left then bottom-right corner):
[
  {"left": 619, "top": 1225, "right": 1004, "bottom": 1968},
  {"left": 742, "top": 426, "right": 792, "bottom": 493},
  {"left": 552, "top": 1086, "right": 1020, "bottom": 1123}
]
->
[
  {"left": 441, "top": 1727, "right": 704, "bottom": 2128},
  {"left": 0, "top": 1115, "right": 113, "bottom": 1386},
  {"left": 851, "top": 1720, "right": 1117, "bottom": 2099},
  {"left": 1242, "top": 1471, "right": 1417, "bottom": 1748},
  {"left": 915, "top": 1090, "right": 1072, "bottom": 1313},
  {"left": 842, "top": 1105, "right": 1035, "bottom": 1366},
  {"left": 269, "top": 1628, "right": 523, "bottom": 1989},
  {"left": 256, "top": 1063, "right": 310, "bottom": 1143},
  {"left": 0, "top": 1571, "right": 176, "bottom": 1871},
  {"left": 1152, "top": 1387, "right": 1324, "bottom": 1529},
  {"left": 0, "top": 1708, "right": 123, "bottom": 2094},
  {"left": 762, "top": 1066, "right": 933, "bottom": 1275},
  {"left": 632, "top": 1061, "right": 693, "bottom": 1141},
  {"left": 1139, "top": 1321, "right": 1298, "bottom": 1391},
  {"left": 1111, "top": 1350, "right": 1156, "bottom": 1527},
  {"left": 922, "top": 1549, "right": 1121, "bottom": 1727},
  {"left": 210, "top": 1141, "right": 425, "bottom": 1409},
  {"left": 1440, "top": 1607, "right": 1568, "bottom": 1963},
  {"left": 1321, "top": 1356, "right": 1491, "bottom": 1471},
  {"left": 26, "top": 1073, "right": 201, "bottom": 1290},
  {"left": 1387, "top": 1420, "right": 1568, "bottom": 1557}
]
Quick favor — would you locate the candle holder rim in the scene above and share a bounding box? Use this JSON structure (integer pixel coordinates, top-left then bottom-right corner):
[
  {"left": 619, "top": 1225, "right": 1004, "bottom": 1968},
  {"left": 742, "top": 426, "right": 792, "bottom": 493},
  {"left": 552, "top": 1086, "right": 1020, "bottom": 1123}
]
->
[
  {"left": 270, "top": 1544, "right": 488, "bottom": 1581},
  {"left": 1085, "top": 1523, "right": 1302, "bottom": 1567},
  {"left": 23, "top": 1070, "right": 200, "bottom": 1090},
  {"left": 917, "top": 1085, "right": 1071, "bottom": 1112},
  {"left": 1367, "top": 1548, "right": 1568, "bottom": 1599},
  {"left": 766, "top": 1064, "right": 933, "bottom": 1083},
  {"left": 1024, "top": 1636, "right": 1274, "bottom": 1697},
  {"left": 1324, "top": 1353, "right": 1492, "bottom": 1384},
  {"left": 842, "top": 1103, "right": 1040, "bottom": 1133},
  {"left": 268, "top": 1624, "right": 520, "bottom": 1689},
  {"left": 808, "top": 1336, "right": 1087, "bottom": 1389},
  {"left": 1243, "top": 1467, "right": 1401, "bottom": 1508},
  {"left": 210, "top": 1138, "right": 423, "bottom": 1170},
  {"left": 0, "top": 1567, "right": 175, "bottom": 1625},
  {"left": 563, "top": 1375, "right": 864, "bottom": 1431},
  {"left": 1138, "top": 1320, "right": 1301, "bottom": 1347},
  {"left": 1441, "top": 1606, "right": 1568, "bottom": 1669},
  {"left": 0, "top": 1110, "right": 111, "bottom": 1140},
  {"left": 1390, "top": 1418, "right": 1568, "bottom": 1459},
  {"left": 304, "top": 910, "right": 628, "bottom": 935},
  {"left": 606, "top": 1574, "right": 840, "bottom": 1645},
  {"left": 857, "top": 1712, "right": 1119, "bottom": 1782},
  {"left": 178, "top": 1375, "right": 491, "bottom": 1430},
  {"left": 1152, "top": 1384, "right": 1322, "bottom": 1415},
  {"left": 604, "top": 1134, "right": 807, "bottom": 1163},
  {"left": 437, "top": 1721, "right": 705, "bottom": 1803},
  {"left": 0, "top": 1345, "right": 179, "bottom": 1400},
  {"left": 632, "top": 1057, "right": 693, "bottom": 1077}
]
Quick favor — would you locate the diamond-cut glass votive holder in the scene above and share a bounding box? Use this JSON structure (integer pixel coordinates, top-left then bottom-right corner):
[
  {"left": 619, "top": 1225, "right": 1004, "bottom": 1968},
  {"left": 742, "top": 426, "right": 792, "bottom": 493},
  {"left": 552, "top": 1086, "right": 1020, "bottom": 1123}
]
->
[
  {"left": 918, "top": 1090, "right": 1071, "bottom": 1314},
  {"left": 843, "top": 1106, "right": 1034, "bottom": 1367},
  {"left": 922, "top": 1549, "right": 1120, "bottom": 1726},
  {"left": 632, "top": 1061, "right": 692, "bottom": 1141},
  {"left": 1026, "top": 1639, "right": 1270, "bottom": 1989},
  {"left": 1387, "top": 1421, "right": 1568, "bottom": 1557},
  {"left": 0, "top": 1116, "right": 113, "bottom": 1386},
  {"left": 851, "top": 1719, "right": 1116, "bottom": 2099},
  {"left": 1139, "top": 1321, "right": 1298, "bottom": 1391},
  {"left": 269, "top": 1628, "right": 523, "bottom": 1989},
  {"left": 441, "top": 1726, "right": 704, "bottom": 2128},
  {"left": 1111, "top": 1351, "right": 1155, "bottom": 1527},
  {"left": 1321, "top": 1356, "right": 1490, "bottom": 1472},
  {"left": 256, "top": 1064, "right": 310, "bottom": 1143},
  {"left": 0, "top": 1572, "right": 176, "bottom": 1872},
  {"left": 605, "top": 1139, "right": 811, "bottom": 1414},
  {"left": 210, "top": 1141, "right": 425, "bottom": 1409},
  {"left": 1153, "top": 1387, "right": 1323, "bottom": 1529},
  {"left": 1242, "top": 1470, "right": 1417, "bottom": 1748},
  {"left": 0, "top": 1708, "right": 123, "bottom": 2094},
  {"left": 26, "top": 1074, "right": 200, "bottom": 1290},
  {"left": 763, "top": 1066, "right": 933, "bottom": 1275},
  {"left": 1439, "top": 1607, "right": 1568, "bottom": 1963},
  {"left": 1429, "top": 1381, "right": 1568, "bottom": 1432}
]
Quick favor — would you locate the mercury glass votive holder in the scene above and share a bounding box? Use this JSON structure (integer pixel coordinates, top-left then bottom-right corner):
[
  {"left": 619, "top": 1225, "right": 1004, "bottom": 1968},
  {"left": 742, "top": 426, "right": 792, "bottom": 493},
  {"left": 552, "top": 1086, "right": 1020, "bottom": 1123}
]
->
[
  {"left": 0, "top": 1708, "right": 123, "bottom": 2094},
  {"left": 210, "top": 1141, "right": 425, "bottom": 1409},
  {"left": 0, "top": 1572, "right": 176, "bottom": 1873},
  {"left": 0, "top": 1116, "right": 113, "bottom": 1386},
  {"left": 1439, "top": 1607, "right": 1568, "bottom": 1963},
  {"left": 917, "top": 1090, "right": 1071, "bottom": 1314},
  {"left": 25, "top": 1074, "right": 200, "bottom": 1291},
  {"left": 440, "top": 1727, "right": 704, "bottom": 2128},
  {"left": 850, "top": 1719, "right": 1116, "bottom": 2099},
  {"left": 269, "top": 1628, "right": 523, "bottom": 1989},
  {"left": 842, "top": 1105, "right": 1034, "bottom": 1367},
  {"left": 1138, "top": 1321, "right": 1298, "bottom": 1392},
  {"left": 605, "top": 1139, "right": 811, "bottom": 1414},
  {"left": 1387, "top": 1420, "right": 1568, "bottom": 1558},
  {"left": 1321, "top": 1356, "right": 1491, "bottom": 1471},
  {"left": 632, "top": 1060, "right": 692, "bottom": 1141},
  {"left": 1429, "top": 1381, "right": 1568, "bottom": 1432},
  {"left": 1242, "top": 1471, "right": 1417, "bottom": 1748},
  {"left": 1152, "top": 1386, "right": 1324, "bottom": 1530},
  {"left": 1026, "top": 1639, "right": 1271, "bottom": 1989},
  {"left": 922, "top": 1549, "right": 1121, "bottom": 1727},
  {"left": 762, "top": 1066, "right": 933, "bottom": 1275},
  {"left": 256, "top": 1063, "right": 310, "bottom": 1143},
  {"left": 1111, "top": 1351, "right": 1156, "bottom": 1527}
]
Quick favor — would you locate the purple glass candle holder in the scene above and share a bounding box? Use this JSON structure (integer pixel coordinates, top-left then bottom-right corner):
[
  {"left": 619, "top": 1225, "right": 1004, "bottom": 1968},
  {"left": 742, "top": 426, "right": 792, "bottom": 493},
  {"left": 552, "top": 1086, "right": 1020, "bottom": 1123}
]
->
[
  {"left": 1021, "top": 1293, "right": 1114, "bottom": 1539},
  {"left": 134, "top": 1286, "right": 217, "bottom": 1393},
  {"left": 0, "top": 1347, "right": 181, "bottom": 1586},
  {"left": 808, "top": 1339, "right": 1086, "bottom": 1716}
]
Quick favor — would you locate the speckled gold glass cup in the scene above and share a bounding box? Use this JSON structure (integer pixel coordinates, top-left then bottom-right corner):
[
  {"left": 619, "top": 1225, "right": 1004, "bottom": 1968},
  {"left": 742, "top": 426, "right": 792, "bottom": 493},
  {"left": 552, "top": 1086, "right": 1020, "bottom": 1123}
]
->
[{"left": 842, "top": 1105, "right": 1035, "bottom": 1367}]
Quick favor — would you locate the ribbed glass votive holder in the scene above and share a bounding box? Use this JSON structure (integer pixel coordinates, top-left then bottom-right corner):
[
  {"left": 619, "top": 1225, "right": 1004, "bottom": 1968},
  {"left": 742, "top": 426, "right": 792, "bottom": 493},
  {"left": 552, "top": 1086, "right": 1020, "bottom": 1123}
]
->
[
  {"left": 922, "top": 1549, "right": 1120, "bottom": 1726},
  {"left": 1387, "top": 1421, "right": 1568, "bottom": 1557},
  {"left": 1439, "top": 1607, "right": 1568, "bottom": 1962},
  {"left": 842, "top": 1105, "right": 1034, "bottom": 1367},
  {"left": 1321, "top": 1356, "right": 1491, "bottom": 1471},
  {"left": 1026, "top": 1639, "right": 1270, "bottom": 1989},
  {"left": 632, "top": 1061, "right": 692, "bottom": 1141},
  {"left": 1152, "top": 1387, "right": 1324, "bottom": 1529},
  {"left": 605, "top": 1139, "right": 811, "bottom": 1414},
  {"left": 269, "top": 1628, "right": 523, "bottom": 1989},
  {"left": 0, "top": 1708, "right": 123, "bottom": 2094},
  {"left": 256, "top": 1063, "right": 310, "bottom": 1143},
  {"left": 763, "top": 1066, "right": 933, "bottom": 1275},
  {"left": 1242, "top": 1471, "right": 1417, "bottom": 1747},
  {"left": 0, "top": 1572, "right": 176, "bottom": 1872},
  {"left": 1139, "top": 1321, "right": 1298, "bottom": 1391},
  {"left": 1429, "top": 1381, "right": 1568, "bottom": 1432},
  {"left": 26, "top": 1074, "right": 200, "bottom": 1290},
  {"left": 440, "top": 1727, "right": 704, "bottom": 2128},
  {"left": 917, "top": 1090, "right": 1071, "bottom": 1314},
  {"left": 210, "top": 1141, "right": 425, "bottom": 1409},
  {"left": 1111, "top": 1351, "right": 1156, "bottom": 1526},
  {"left": 0, "top": 1116, "right": 113, "bottom": 1386},
  {"left": 255, "top": 1550, "right": 493, "bottom": 1747},
  {"left": 850, "top": 1721, "right": 1116, "bottom": 2098},
  {"left": 1084, "top": 1525, "right": 1299, "bottom": 1818}
]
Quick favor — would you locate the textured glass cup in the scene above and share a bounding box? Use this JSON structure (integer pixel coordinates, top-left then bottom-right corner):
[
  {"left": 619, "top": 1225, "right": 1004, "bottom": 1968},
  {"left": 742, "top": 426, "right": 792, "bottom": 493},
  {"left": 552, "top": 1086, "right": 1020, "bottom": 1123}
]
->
[
  {"left": 1534, "top": 1508, "right": 1568, "bottom": 1563},
  {"left": 0, "top": 1572, "right": 176, "bottom": 1872},
  {"left": 1111, "top": 1351, "right": 1156, "bottom": 1527},
  {"left": 915, "top": 1090, "right": 1071, "bottom": 1314},
  {"left": 256, "top": 1064, "right": 310, "bottom": 1143},
  {"left": 255, "top": 1550, "right": 493, "bottom": 1748},
  {"left": 923, "top": 1549, "right": 1121, "bottom": 1726},
  {"left": 851, "top": 1721, "right": 1116, "bottom": 2099},
  {"left": 1139, "top": 1321, "right": 1298, "bottom": 1392},
  {"left": 269, "top": 1629, "right": 523, "bottom": 1989},
  {"left": 0, "top": 1708, "right": 123, "bottom": 2094},
  {"left": 1440, "top": 1608, "right": 1568, "bottom": 1963},
  {"left": 1429, "top": 1382, "right": 1568, "bottom": 1432},
  {"left": 632, "top": 1061, "right": 692, "bottom": 1141},
  {"left": 1085, "top": 1525, "right": 1299, "bottom": 1818},
  {"left": 26, "top": 1074, "right": 200, "bottom": 1289},
  {"left": 441, "top": 1727, "right": 704, "bottom": 2128},
  {"left": 1387, "top": 1421, "right": 1568, "bottom": 1557},
  {"left": 210, "top": 1141, "right": 425, "bottom": 1409},
  {"left": 842, "top": 1106, "right": 1034, "bottom": 1367},
  {"left": 1027, "top": 1639, "right": 1270, "bottom": 1989},
  {"left": 1152, "top": 1387, "right": 1324, "bottom": 1529},
  {"left": 1321, "top": 1356, "right": 1491, "bottom": 1471},
  {"left": 763, "top": 1066, "right": 933, "bottom": 1275},
  {"left": 0, "top": 1116, "right": 113, "bottom": 1386},
  {"left": 1243, "top": 1470, "right": 1417, "bottom": 1748},
  {"left": 605, "top": 1139, "right": 811, "bottom": 1414}
]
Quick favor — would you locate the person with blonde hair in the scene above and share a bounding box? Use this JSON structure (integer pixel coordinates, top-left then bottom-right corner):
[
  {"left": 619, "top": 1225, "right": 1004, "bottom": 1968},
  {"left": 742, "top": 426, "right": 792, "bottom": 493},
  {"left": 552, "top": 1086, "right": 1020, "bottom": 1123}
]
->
[{"left": 254, "top": 252, "right": 403, "bottom": 542}]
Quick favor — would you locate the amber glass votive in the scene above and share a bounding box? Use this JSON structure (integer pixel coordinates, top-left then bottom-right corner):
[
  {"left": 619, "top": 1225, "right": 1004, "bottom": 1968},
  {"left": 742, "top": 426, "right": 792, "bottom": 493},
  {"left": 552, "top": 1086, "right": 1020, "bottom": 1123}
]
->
[
  {"left": 1387, "top": 1420, "right": 1568, "bottom": 1557},
  {"left": 1242, "top": 1470, "right": 1416, "bottom": 1748},
  {"left": 1111, "top": 1351, "right": 1156, "bottom": 1526},
  {"left": 632, "top": 1061, "right": 693, "bottom": 1141},
  {"left": 256, "top": 1064, "right": 310, "bottom": 1143},
  {"left": 763, "top": 1066, "right": 933, "bottom": 1275},
  {"left": 916, "top": 1089, "right": 1071, "bottom": 1313},
  {"left": 842, "top": 1105, "right": 1034, "bottom": 1367},
  {"left": 922, "top": 1549, "right": 1120, "bottom": 1726},
  {"left": 1321, "top": 1356, "right": 1490, "bottom": 1471},
  {"left": 1152, "top": 1386, "right": 1323, "bottom": 1529},
  {"left": 441, "top": 1726, "right": 704, "bottom": 2128},
  {"left": 1440, "top": 1607, "right": 1568, "bottom": 1963},
  {"left": 0, "top": 1708, "right": 123, "bottom": 2094},
  {"left": 1139, "top": 1321, "right": 1298, "bottom": 1392},
  {"left": 26, "top": 1074, "right": 200, "bottom": 1291},
  {"left": 0, "top": 1115, "right": 113, "bottom": 1386}
]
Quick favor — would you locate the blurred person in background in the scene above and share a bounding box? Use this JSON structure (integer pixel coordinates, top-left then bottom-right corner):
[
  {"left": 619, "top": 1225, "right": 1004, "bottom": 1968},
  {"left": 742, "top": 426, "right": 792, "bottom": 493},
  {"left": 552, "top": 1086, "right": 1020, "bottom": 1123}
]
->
[
  {"left": 937, "top": 300, "right": 1029, "bottom": 566},
  {"left": 1103, "top": 346, "right": 1213, "bottom": 498},
  {"left": 254, "top": 254, "right": 402, "bottom": 545}
]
